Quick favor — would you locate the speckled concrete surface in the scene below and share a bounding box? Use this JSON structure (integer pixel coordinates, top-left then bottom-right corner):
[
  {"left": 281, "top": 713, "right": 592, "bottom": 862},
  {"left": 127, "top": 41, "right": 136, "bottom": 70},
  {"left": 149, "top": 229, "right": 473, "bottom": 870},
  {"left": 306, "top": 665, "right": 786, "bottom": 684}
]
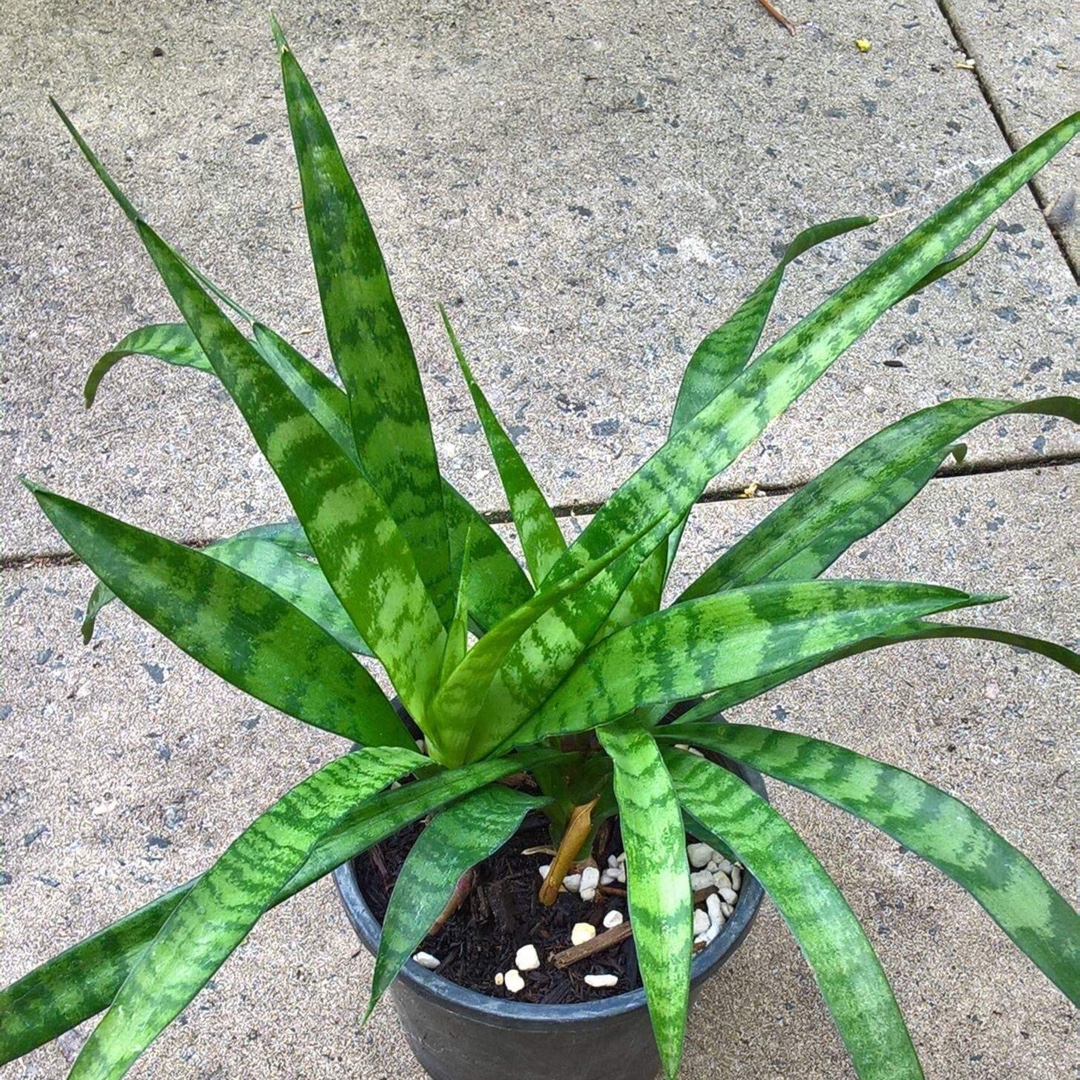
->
[
  {"left": 938, "top": 0, "right": 1079, "bottom": 265},
  {"left": 2, "top": 1, "right": 1078, "bottom": 1077},
  {"left": 2, "top": 465, "right": 1076, "bottom": 1078},
  {"left": 2, "top": 0, "right": 1079, "bottom": 556}
]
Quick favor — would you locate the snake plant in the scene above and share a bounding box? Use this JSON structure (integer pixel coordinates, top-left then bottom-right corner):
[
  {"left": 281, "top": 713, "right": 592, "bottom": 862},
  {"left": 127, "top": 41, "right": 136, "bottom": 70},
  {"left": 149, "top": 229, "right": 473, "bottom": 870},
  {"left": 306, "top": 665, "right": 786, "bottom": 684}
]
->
[{"left": 5, "top": 18, "right": 1078, "bottom": 1080}]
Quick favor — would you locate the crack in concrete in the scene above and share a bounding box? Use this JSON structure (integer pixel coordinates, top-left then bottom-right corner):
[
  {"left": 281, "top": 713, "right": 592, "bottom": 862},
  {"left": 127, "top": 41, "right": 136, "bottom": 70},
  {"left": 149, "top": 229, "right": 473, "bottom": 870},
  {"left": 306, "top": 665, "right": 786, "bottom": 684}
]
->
[
  {"left": 4, "top": 455, "right": 1076, "bottom": 571},
  {"left": 934, "top": 0, "right": 1079, "bottom": 283}
]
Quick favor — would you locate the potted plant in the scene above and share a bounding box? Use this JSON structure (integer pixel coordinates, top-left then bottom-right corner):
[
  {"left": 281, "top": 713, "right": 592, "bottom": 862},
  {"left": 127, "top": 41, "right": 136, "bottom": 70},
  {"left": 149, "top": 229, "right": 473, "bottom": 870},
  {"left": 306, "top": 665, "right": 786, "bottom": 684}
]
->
[{"left": 2, "top": 17, "right": 1077, "bottom": 1080}]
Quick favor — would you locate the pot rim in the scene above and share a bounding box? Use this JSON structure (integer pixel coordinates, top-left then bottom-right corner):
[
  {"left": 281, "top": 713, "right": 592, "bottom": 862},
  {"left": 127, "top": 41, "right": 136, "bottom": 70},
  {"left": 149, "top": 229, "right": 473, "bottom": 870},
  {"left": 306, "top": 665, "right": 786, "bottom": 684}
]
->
[{"left": 332, "top": 754, "right": 766, "bottom": 1024}]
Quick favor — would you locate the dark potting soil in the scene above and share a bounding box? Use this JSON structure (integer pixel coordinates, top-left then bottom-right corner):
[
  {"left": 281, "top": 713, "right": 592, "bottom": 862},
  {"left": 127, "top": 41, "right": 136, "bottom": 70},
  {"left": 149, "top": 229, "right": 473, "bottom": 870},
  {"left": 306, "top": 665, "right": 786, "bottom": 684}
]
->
[{"left": 353, "top": 811, "right": 638, "bottom": 1005}]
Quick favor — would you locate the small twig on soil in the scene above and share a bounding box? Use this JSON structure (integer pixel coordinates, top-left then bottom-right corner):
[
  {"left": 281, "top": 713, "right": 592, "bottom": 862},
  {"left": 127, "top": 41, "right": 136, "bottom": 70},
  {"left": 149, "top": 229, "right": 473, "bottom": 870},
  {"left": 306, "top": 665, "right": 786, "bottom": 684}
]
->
[
  {"left": 692, "top": 885, "right": 719, "bottom": 905},
  {"left": 596, "top": 885, "right": 627, "bottom": 898},
  {"left": 551, "top": 921, "right": 633, "bottom": 969},
  {"left": 757, "top": 0, "right": 796, "bottom": 34}
]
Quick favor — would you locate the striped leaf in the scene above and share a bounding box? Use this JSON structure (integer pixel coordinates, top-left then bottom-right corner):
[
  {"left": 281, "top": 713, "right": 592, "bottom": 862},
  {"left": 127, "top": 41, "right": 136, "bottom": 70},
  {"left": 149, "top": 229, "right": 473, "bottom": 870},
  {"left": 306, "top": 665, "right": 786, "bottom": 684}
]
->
[
  {"left": 442, "top": 305, "right": 566, "bottom": 586},
  {"left": 67, "top": 746, "right": 426, "bottom": 1080},
  {"left": 250, "top": 323, "right": 357, "bottom": 464},
  {"left": 84, "top": 323, "right": 212, "bottom": 406},
  {"left": 0, "top": 751, "right": 563, "bottom": 1066},
  {"left": 597, "top": 722, "right": 691, "bottom": 1080},
  {"left": 606, "top": 215, "right": 877, "bottom": 630},
  {"left": 133, "top": 220, "right": 448, "bottom": 724},
  {"left": 667, "top": 750, "right": 923, "bottom": 1080},
  {"left": 673, "top": 216, "right": 878, "bottom": 432},
  {"left": 26, "top": 480, "right": 411, "bottom": 748},
  {"left": 498, "top": 580, "right": 995, "bottom": 753},
  {"left": 275, "top": 20, "right": 454, "bottom": 625},
  {"left": 659, "top": 724, "right": 1080, "bottom": 1004},
  {"left": 672, "top": 621, "right": 1080, "bottom": 721},
  {"left": 897, "top": 226, "right": 994, "bottom": 303},
  {"left": 50, "top": 97, "right": 256, "bottom": 324},
  {"left": 479, "top": 112, "right": 1080, "bottom": 739},
  {"left": 440, "top": 527, "right": 473, "bottom": 685},
  {"left": 431, "top": 513, "right": 663, "bottom": 765},
  {"left": 82, "top": 318, "right": 532, "bottom": 635},
  {"left": 680, "top": 396, "right": 1080, "bottom": 599},
  {"left": 369, "top": 786, "right": 548, "bottom": 1014}
]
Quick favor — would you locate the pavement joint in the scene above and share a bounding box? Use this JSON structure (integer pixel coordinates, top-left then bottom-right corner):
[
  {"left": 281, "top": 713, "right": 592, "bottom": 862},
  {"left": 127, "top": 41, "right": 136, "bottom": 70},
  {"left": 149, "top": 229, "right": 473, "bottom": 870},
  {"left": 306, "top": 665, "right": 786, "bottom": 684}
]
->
[
  {"left": 5, "top": 455, "right": 1076, "bottom": 570},
  {"left": 934, "top": 0, "right": 1080, "bottom": 281}
]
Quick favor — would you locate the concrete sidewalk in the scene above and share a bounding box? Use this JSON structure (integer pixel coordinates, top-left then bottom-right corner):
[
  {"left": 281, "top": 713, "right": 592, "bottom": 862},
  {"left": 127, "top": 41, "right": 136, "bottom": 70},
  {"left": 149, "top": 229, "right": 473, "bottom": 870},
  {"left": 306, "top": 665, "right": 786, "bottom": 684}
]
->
[{"left": 2, "top": 1, "right": 1077, "bottom": 1077}]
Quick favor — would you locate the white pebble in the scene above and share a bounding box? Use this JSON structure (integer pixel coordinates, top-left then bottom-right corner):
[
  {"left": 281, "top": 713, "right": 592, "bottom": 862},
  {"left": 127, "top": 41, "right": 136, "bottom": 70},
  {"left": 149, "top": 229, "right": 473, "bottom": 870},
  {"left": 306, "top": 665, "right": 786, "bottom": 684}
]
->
[
  {"left": 580, "top": 887, "right": 596, "bottom": 902},
  {"left": 563, "top": 873, "right": 582, "bottom": 893},
  {"left": 603, "top": 910, "right": 624, "bottom": 929},
  {"left": 719, "top": 887, "right": 738, "bottom": 905},
  {"left": 413, "top": 952, "right": 440, "bottom": 970},
  {"left": 686, "top": 842, "right": 714, "bottom": 868},
  {"left": 700, "top": 921, "right": 721, "bottom": 946},
  {"left": 713, "top": 870, "right": 733, "bottom": 891},
  {"left": 731, "top": 866, "right": 742, "bottom": 891},
  {"left": 584, "top": 974, "right": 618, "bottom": 988},
  {"left": 705, "top": 859, "right": 719, "bottom": 873},
  {"left": 614, "top": 865, "right": 626, "bottom": 883},
  {"left": 571, "top": 922, "right": 597, "bottom": 946},
  {"left": 607, "top": 854, "right": 619, "bottom": 869},
  {"left": 693, "top": 908, "right": 710, "bottom": 936},
  {"left": 538, "top": 864, "right": 551, "bottom": 879},
  {"left": 494, "top": 971, "right": 504, "bottom": 986},
  {"left": 516, "top": 944, "right": 540, "bottom": 972},
  {"left": 504, "top": 969, "right": 525, "bottom": 994},
  {"left": 689, "top": 870, "right": 714, "bottom": 891},
  {"left": 706, "top": 893, "right": 723, "bottom": 923},
  {"left": 580, "top": 866, "right": 600, "bottom": 892},
  {"left": 616, "top": 852, "right": 626, "bottom": 864},
  {"left": 600, "top": 868, "right": 619, "bottom": 885},
  {"left": 721, "top": 902, "right": 734, "bottom": 917},
  {"left": 717, "top": 859, "right": 733, "bottom": 874}
]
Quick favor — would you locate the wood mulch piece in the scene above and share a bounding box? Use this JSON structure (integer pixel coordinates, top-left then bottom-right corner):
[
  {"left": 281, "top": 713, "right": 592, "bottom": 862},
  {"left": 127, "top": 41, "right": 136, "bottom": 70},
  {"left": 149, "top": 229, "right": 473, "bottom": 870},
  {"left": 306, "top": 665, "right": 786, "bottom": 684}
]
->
[{"left": 353, "top": 812, "right": 637, "bottom": 1004}]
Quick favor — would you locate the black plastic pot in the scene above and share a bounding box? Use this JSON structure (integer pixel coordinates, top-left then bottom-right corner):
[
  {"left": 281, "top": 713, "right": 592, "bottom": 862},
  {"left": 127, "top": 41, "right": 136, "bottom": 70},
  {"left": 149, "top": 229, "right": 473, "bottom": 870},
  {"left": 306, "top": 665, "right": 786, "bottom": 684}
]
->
[{"left": 332, "top": 757, "right": 766, "bottom": 1080}]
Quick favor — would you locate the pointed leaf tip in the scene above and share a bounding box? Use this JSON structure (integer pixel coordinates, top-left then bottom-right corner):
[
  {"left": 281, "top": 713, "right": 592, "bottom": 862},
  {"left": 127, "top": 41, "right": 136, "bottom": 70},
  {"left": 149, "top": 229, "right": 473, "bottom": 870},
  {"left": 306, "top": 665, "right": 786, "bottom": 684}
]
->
[{"left": 269, "top": 11, "right": 289, "bottom": 51}]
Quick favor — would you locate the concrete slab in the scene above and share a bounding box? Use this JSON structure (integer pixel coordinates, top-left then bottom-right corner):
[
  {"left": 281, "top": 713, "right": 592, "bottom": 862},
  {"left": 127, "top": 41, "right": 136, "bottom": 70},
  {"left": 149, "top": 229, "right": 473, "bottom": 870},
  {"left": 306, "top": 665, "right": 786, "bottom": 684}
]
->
[
  {"left": 3, "top": 1, "right": 1079, "bottom": 557},
  {"left": 939, "top": 0, "right": 1080, "bottom": 265},
  {"left": 2, "top": 463, "right": 1075, "bottom": 1077}
]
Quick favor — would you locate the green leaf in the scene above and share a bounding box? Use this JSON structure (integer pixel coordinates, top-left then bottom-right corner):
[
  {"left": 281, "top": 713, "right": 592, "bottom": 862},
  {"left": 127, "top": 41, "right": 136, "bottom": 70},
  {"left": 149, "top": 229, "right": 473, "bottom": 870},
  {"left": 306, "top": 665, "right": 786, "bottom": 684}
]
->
[
  {"left": 276, "top": 23, "right": 454, "bottom": 625},
  {"left": 667, "top": 750, "right": 923, "bottom": 1080},
  {"left": 680, "top": 396, "right": 1080, "bottom": 599},
  {"left": 676, "top": 620, "right": 1080, "bottom": 719},
  {"left": 82, "top": 521, "right": 316, "bottom": 643},
  {"left": 431, "top": 513, "right": 663, "bottom": 766},
  {"left": 250, "top": 323, "right": 357, "bottom": 464},
  {"left": 661, "top": 724, "right": 1080, "bottom": 1005},
  {"left": 672, "top": 216, "right": 877, "bottom": 431},
  {"left": 608, "top": 216, "right": 877, "bottom": 631},
  {"left": 54, "top": 106, "right": 449, "bottom": 717},
  {"left": 50, "top": 97, "right": 255, "bottom": 324},
  {"left": 0, "top": 750, "right": 564, "bottom": 1066},
  {"left": 440, "top": 526, "right": 473, "bottom": 684},
  {"left": 481, "top": 113, "right": 1080, "bottom": 739},
  {"left": 441, "top": 304, "right": 566, "bottom": 586},
  {"left": 597, "top": 722, "right": 691, "bottom": 1079},
  {"left": 26, "top": 480, "right": 411, "bottom": 748},
  {"left": 84, "top": 323, "right": 212, "bottom": 406},
  {"left": 134, "top": 219, "right": 448, "bottom": 725},
  {"left": 369, "top": 785, "right": 547, "bottom": 1014},
  {"left": 68, "top": 747, "right": 426, "bottom": 1080},
  {"left": 500, "top": 580, "right": 995, "bottom": 752},
  {"left": 81, "top": 316, "right": 533, "bottom": 636},
  {"left": 896, "top": 226, "right": 994, "bottom": 304}
]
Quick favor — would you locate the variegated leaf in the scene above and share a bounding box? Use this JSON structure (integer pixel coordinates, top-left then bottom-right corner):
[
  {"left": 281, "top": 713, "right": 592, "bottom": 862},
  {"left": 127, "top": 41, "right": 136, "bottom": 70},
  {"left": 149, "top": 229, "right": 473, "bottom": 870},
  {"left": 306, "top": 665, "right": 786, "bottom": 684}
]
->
[{"left": 667, "top": 750, "right": 923, "bottom": 1079}]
